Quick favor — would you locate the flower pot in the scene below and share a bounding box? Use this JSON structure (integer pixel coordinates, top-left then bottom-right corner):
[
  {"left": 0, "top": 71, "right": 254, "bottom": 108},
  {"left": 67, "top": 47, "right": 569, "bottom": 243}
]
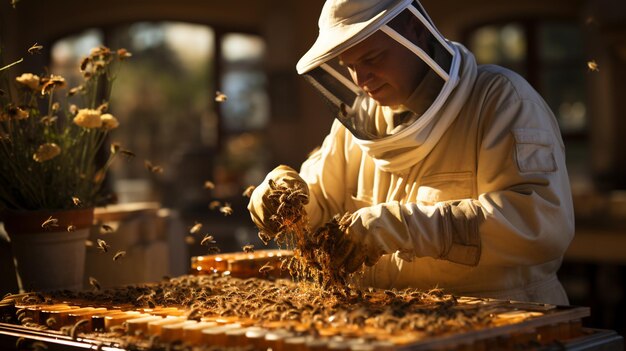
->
[{"left": 1, "top": 208, "right": 94, "bottom": 292}]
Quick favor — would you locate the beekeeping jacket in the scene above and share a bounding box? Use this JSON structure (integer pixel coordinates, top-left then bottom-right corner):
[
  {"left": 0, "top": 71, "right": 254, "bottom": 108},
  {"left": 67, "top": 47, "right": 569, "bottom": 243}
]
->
[{"left": 298, "top": 40, "right": 574, "bottom": 305}]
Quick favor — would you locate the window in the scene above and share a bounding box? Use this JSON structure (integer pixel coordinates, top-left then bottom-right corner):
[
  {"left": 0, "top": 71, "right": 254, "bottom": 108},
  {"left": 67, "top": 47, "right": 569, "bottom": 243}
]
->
[
  {"left": 51, "top": 23, "right": 270, "bottom": 209},
  {"left": 467, "top": 21, "right": 589, "bottom": 184}
]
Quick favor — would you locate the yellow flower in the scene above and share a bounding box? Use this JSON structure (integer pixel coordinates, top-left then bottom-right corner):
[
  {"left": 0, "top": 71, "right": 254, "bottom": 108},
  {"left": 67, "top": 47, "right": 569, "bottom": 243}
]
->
[
  {"left": 73, "top": 109, "right": 102, "bottom": 128},
  {"left": 15, "top": 73, "right": 40, "bottom": 91},
  {"left": 40, "top": 74, "right": 66, "bottom": 95},
  {"left": 33, "top": 143, "right": 61, "bottom": 162},
  {"left": 101, "top": 114, "right": 119, "bottom": 130}
]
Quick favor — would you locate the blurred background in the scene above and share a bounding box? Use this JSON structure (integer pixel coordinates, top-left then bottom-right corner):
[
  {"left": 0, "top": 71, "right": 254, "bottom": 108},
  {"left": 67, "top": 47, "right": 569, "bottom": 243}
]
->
[{"left": 0, "top": 0, "right": 625, "bottom": 337}]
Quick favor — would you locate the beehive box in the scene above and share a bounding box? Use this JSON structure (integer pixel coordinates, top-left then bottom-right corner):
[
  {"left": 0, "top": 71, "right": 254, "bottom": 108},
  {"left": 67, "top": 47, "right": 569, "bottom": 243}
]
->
[{"left": 0, "top": 264, "right": 593, "bottom": 351}]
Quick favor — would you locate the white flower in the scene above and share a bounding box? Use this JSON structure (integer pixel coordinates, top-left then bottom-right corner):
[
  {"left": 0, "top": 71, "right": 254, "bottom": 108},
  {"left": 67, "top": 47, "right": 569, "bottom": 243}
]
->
[
  {"left": 15, "top": 73, "right": 40, "bottom": 91},
  {"left": 100, "top": 114, "right": 119, "bottom": 130},
  {"left": 73, "top": 109, "right": 102, "bottom": 128}
]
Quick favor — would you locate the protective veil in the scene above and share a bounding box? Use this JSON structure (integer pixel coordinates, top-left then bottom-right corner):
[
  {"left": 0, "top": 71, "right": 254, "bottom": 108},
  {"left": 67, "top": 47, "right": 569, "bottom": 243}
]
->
[{"left": 296, "top": 0, "right": 460, "bottom": 141}]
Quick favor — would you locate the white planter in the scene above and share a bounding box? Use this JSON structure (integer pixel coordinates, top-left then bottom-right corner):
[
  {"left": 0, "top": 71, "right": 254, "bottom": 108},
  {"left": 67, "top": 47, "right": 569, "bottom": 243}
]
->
[
  {"left": 10, "top": 228, "right": 90, "bottom": 292},
  {"left": 2, "top": 208, "right": 94, "bottom": 292}
]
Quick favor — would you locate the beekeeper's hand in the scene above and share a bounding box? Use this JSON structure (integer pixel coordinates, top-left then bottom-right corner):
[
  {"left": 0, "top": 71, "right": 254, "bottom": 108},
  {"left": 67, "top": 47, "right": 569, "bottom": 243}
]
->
[
  {"left": 331, "top": 206, "right": 392, "bottom": 273},
  {"left": 247, "top": 165, "right": 309, "bottom": 235},
  {"left": 332, "top": 201, "right": 426, "bottom": 273}
]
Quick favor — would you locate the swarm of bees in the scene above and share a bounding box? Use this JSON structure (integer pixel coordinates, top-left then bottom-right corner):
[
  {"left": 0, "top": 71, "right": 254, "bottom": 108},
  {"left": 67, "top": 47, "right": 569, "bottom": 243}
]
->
[
  {"left": 254, "top": 178, "right": 356, "bottom": 293},
  {"left": 7, "top": 274, "right": 510, "bottom": 347}
]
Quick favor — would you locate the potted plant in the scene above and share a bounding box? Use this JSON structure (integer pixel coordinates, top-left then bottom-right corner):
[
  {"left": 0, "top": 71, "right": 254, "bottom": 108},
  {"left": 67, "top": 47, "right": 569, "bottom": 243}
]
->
[{"left": 0, "top": 46, "right": 131, "bottom": 292}]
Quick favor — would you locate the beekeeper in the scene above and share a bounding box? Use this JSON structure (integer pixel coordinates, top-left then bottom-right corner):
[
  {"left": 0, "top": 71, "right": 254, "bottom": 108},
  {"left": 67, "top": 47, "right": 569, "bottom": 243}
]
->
[{"left": 249, "top": 0, "right": 574, "bottom": 305}]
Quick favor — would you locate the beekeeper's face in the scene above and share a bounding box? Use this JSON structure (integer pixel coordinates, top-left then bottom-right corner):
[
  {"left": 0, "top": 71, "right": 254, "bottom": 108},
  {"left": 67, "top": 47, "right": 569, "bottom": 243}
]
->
[{"left": 339, "top": 28, "right": 428, "bottom": 107}]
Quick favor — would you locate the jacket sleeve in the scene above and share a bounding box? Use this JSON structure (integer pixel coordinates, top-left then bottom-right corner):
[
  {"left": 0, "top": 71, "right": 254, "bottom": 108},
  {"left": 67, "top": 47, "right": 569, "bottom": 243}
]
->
[{"left": 350, "top": 74, "right": 575, "bottom": 268}]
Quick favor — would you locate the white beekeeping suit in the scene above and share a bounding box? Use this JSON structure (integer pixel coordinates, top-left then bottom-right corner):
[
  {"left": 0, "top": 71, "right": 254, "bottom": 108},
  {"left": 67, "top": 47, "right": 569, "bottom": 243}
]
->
[{"left": 249, "top": 0, "right": 574, "bottom": 304}]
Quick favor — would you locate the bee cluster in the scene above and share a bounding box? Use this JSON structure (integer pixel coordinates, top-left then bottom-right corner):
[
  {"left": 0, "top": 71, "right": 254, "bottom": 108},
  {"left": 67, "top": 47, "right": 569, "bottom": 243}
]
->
[
  {"left": 256, "top": 179, "right": 357, "bottom": 294},
  {"left": 0, "top": 273, "right": 578, "bottom": 350}
]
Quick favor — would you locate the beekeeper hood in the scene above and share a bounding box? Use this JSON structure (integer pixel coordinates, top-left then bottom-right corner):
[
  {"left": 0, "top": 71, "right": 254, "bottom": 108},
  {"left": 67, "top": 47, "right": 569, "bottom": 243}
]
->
[{"left": 296, "top": 0, "right": 461, "bottom": 140}]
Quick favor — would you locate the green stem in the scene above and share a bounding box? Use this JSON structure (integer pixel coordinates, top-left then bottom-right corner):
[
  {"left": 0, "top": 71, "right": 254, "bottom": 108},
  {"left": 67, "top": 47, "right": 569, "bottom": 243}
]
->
[{"left": 0, "top": 58, "right": 23, "bottom": 72}]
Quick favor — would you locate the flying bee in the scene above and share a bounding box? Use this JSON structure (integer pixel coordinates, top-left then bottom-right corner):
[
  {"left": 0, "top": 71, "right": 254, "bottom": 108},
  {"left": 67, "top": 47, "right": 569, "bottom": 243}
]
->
[
  {"left": 96, "top": 239, "right": 109, "bottom": 253},
  {"left": 259, "top": 262, "right": 274, "bottom": 274},
  {"left": 71, "top": 196, "right": 81, "bottom": 206},
  {"left": 67, "top": 225, "right": 76, "bottom": 232},
  {"left": 89, "top": 276, "right": 101, "bottom": 291},
  {"left": 242, "top": 244, "right": 254, "bottom": 253},
  {"left": 85, "top": 240, "right": 94, "bottom": 248},
  {"left": 70, "top": 319, "right": 89, "bottom": 339},
  {"left": 185, "top": 235, "right": 196, "bottom": 245},
  {"left": 215, "top": 91, "right": 228, "bottom": 102},
  {"left": 144, "top": 160, "right": 164, "bottom": 174},
  {"left": 41, "top": 216, "right": 59, "bottom": 229},
  {"left": 113, "top": 250, "right": 126, "bottom": 261},
  {"left": 207, "top": 246, "right": 221, "bottom": 254},
  {"left": 27, "top": 43, "right": 43, "bottom": 55},
  {"left": 242, "top": 185, "right": 256, "bottom": 197},
  {"left": 204, "top": 181, "right": 215, "bottom": 190},
  {"left": 200, "top": 234, "right": 216, "bottom": 246},
  {"left": 101, "top": 224, "right": 114, "bottom": 232},
  {"left": 189, "top": 222, "right": 202, "bottom": 234},
  {"left": 209, "top": 200, "right": 221, "bottom": 210},
  {"left": 46, "top": 317, "right": 56, "bottom": 328},
  {"left": 219, "top": 203, "right": 233, "bottom": 216},
  {"left": 587, "top": 60, "right": 600, "bottom": 72},
  {"left": 120, "top": 149, "right": 136, "bottom": 159}
]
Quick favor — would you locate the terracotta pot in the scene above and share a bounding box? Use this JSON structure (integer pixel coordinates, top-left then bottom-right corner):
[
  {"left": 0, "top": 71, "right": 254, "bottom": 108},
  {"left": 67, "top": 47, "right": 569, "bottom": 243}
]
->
[{"left": 2, "top": 208, "right": 94, "bottom": 292}]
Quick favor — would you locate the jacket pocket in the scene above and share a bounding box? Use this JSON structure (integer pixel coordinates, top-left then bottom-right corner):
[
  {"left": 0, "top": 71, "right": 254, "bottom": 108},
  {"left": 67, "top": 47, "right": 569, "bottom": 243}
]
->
[
  {"left": 417, "top": 172, "right": 473, "bottom": 205},
  {"left": 513, "top": 129, "right": 557, "bottom": 173}
]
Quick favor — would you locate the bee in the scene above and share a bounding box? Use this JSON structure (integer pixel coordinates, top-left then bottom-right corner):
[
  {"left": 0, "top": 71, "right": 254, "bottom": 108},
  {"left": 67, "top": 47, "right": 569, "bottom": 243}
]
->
[
  {"left": 215, "top": 91, "right": 228, "bottom": 102},
  {"left": 259, "top": 262, "right": 274, "bottom": 274},
  {"left": 384, "top": 290, "right": 397, "bottom": 299},
  {"left": 219, "top": 203, "right": 233, "bottom": 216},
  {"left": 189, "top": 222, "right": 202, "bottom": 234},
  {"left": 208, "top": 246, "right": 221, "bottom": 254},
  {"left": 243, "top": 244, "right": 254, "bottom": 253},
  {"left": 46, "top": 317, "right": 56, "bottom": 328},
  {"left": 96, "top": 239, "right": 109, "bottom": 253},
  {"left": 187, "top": 308, "right": 202, "bottom": 321},
  {"left": 209, "top": 200, "right": 221, "bottom": 210},
  {"left": 200, "top": 234, "right": 215, "bottom": 246},
  {"left": 144, "top": 160, "right": 164, "bottom": 174},
  {"left": 28, "top": 43, "right": 43, "bottom": 55},
  {"left": 85, "top": 240, "right": 94, "bottom": 248},
  {"left": 41, "top": 216, "right": 59, "bottom": 229},
  {"left": 242, "top": 185, "right": 256, "bottom": 198},
  {"left": 71, "top": 196, "right": 81, "bottom": 206},
  {"left": 101, "top": 224, "right": 114, "bottom": 232},
  {"left": 70, "top": 319, "right": 89, "bottom": 339},
  {"left": 120, "top": 149, "right": 136, "bottom": 159},
  {"left": 204, "top": 181, "right": 215, "bottom": 190},
  {"left": 89, "top": 276, "right": 101, "bottom": 291},
  {"left": 67, "top": 225, "right": 76, "bottom": 232},
  {"left": 185, "top": 235, "right": 196, "bottom": 245},
  {"left": 587, "top": 60, "right": 600, "bottom": 72},
  {"left": 113, "top": 250, "right": 126, "bottom": 261}
]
